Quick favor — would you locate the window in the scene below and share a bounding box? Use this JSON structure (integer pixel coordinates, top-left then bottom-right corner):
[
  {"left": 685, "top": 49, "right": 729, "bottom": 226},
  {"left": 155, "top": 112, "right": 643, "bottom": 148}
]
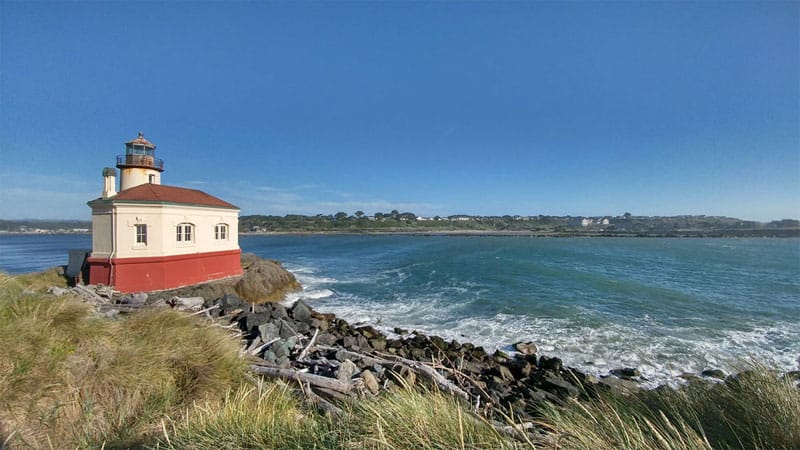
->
[
  {"left": 149, "top": 174, "right": 156, "bottom": 184},
  {"left": 176, "top": 223, "right": 194, "bottom": 242},
  {"left": 135, "top": 224, "right": 147, "bottom": 245},
  {"left": 214, "top": 223, "right": 228, "bottom": 240}
]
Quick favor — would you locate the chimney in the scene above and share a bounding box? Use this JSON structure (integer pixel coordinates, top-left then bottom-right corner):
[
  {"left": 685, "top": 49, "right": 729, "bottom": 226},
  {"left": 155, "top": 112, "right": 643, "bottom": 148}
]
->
[{"left": 102, "top": 167, "right": 117, "bottom": 198}]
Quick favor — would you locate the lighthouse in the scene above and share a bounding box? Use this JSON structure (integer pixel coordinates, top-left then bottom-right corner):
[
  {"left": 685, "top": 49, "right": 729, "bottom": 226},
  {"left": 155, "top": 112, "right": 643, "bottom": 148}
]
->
[
  {"left": 86, "top": 132, "right": 243, "bottom": 293},
  {"left": 117, "top": 132, "right": 163, "bottom": 190}
]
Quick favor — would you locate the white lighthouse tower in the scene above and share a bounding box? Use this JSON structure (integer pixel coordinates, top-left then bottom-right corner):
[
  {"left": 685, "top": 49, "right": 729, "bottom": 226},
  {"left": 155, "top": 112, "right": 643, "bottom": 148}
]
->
[{"left": 117, "top": 132, "right": 163, "bottom": 190}]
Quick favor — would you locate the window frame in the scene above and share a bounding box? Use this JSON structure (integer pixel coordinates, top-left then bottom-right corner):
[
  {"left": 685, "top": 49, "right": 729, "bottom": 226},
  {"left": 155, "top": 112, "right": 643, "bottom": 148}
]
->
[
  {"left": 176, "top": 223, "right": 194, "bottom": 243},
  {"left": 135, "top": 224, "right": 147, "bottom": 245},
  {"left": 214, "top": 223, "right": 229, "bottom": 240}
]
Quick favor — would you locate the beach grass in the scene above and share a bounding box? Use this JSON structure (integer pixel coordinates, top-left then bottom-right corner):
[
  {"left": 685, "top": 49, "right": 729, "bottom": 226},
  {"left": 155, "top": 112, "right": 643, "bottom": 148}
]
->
[
  {"left": 542, "top": 366, "right": 800, "bottom": 450},
  {"left": 2, "top": 270, "right": 799, "bottom": 450},
  {"left": 0, "top": 272, "right": 246, "bottom": 448}
]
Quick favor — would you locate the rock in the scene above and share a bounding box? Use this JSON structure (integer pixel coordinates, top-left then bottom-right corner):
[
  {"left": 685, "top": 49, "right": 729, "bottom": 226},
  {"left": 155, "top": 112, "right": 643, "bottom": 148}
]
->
[
  {"left": 310, "top": 318, "right": 329, "bottom": 331},
  {"left": 276, "top": 319, "right": 299, "bottom": 339},
  {"left": 316, "top": 332, "right": 338, "bottom": 346},
  {"left": 273, "top": 340, "right": 291, "bottom": 358},
  {"left": 343, "top": 336, "right": 358, "bottom": 349},
  {"left": 271, "top": 304, "right": 289, "bottom": 320},
  {"left": 120, "top": 292, "right": 147, "bottom": 305},
  {"left": 539, "top": 356, "right": 562, "bottom": 371},
  {"left": 150, "top": 298, "right": 169, "bottom": 308},
  {"left": 291, "top": 300, "right": 312, "bottom": 323},
  {"left": 498, "top": 365, "right": 514, "bottom": 382},
  {"left": 47, "top": 286, "right": 69, "bottom": 296},
  {"left": 599, "top": 376, "right": 640, "bottom": 394},
  {"left": 393, "top": 327, "right": 409, "bottom": 335},
  {"left": 258, "top": 322, "right": 280, "bottom": 341},
  {"left": 700, "top": 369, "right": 726, "bottom": 380},
  {"left": 220, "top": 293, "right": 245, "bottom": 310},
  {"left": 369, "top": 338, "right": 387, "bottom": 351},
  {"left": 357, "top": 325, "right": 380, "bottom": 339},
  {"left": 430, "top": 335, "right": 446, "bottom": 350},
  {"left": 361, "top": 370, "right": 381, "bottom": 395},
  {"left": 243, "top": 312, "right": 270, "bottom": 331},
  {"left": 356, "top": 335, "right": 371, "bottom": 351},
  {"left": 514, "top": 341, "right": 538, "bottom": 356},
  {"left": 235, "top": 254, "right": 301, "bottom": 303},
  {"left": 611, "top": 367, "right": 641, "bottom": 379},
  {"left": 542, "top": 376, "right": 580, "bottom": 397},
  {"left": 523, "top": 387, "right": 556, "bottom": 403},
  {"left": 509, "top": 358, "right": 533, "bottom": 378},
  {"left": 337, "top": 359, "right": 359, "bottom": 382},
  {"left": 170, "top": 296, "right": 204, "bottom": 310},
  {"left": 263, "top": 350, "right": 277, "bottom": 363},
  {"left": 493, "top": 350, "right": 510, "bottom": 363}
]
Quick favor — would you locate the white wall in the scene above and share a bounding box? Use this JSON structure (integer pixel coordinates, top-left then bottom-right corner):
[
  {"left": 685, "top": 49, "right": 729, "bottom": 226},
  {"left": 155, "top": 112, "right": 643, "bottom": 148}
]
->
[
  {"left": 120, "top": 167, "right": 161, "bottom": 191},
  {"left": 91, "top": 202, "right": 239, "bottom": 259}
]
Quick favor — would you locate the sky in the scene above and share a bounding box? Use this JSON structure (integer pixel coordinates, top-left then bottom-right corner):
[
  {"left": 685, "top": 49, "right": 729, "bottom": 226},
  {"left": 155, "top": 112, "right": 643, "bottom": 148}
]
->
[{"left": 1, "top": 1, "right": 798, "bottom": 221}]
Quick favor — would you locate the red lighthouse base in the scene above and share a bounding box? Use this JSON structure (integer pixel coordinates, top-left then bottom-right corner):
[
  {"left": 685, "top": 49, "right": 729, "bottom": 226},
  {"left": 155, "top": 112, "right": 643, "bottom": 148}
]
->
[{"left": 86, "top": 249, "right": 243, "bottom": 293}]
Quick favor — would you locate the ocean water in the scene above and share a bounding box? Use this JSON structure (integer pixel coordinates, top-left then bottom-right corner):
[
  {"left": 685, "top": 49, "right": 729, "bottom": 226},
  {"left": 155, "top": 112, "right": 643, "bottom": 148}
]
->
[{"left": 2, "top": 233, "right": 799, "bottom": 386}]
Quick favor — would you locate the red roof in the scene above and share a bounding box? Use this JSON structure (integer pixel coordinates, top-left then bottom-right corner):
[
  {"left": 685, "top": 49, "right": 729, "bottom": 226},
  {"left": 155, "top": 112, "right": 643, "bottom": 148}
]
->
[
  {"left": 109, "top": 184, "right": 238, "bottom": 209},
  {"left": 126, "top": 132, "right": 156, "bottom": 148}
]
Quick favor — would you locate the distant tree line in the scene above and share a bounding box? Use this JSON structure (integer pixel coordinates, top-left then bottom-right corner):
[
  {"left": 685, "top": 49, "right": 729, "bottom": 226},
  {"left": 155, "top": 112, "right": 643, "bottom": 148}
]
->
[
  {"left": 238, "top": 213, "right": 800, "bottom": 236},
  {"left": 2, "top": 215, "right": 797, "bottom": 237}
]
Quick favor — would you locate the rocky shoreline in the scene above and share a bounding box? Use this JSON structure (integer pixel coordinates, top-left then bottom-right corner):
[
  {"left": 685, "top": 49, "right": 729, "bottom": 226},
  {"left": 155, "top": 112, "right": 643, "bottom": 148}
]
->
[{"left": 47, "top": 255, "right": 798, "bottom": 422}]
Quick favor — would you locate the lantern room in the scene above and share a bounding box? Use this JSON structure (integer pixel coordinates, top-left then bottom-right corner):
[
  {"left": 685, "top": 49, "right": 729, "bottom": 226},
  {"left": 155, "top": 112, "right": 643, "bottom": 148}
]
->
[{"left": 117, "top": 132, "right": 164, "bottom": 190}]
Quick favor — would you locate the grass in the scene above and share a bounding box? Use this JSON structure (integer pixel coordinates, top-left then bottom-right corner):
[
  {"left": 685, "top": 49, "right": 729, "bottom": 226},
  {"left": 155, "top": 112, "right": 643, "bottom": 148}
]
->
[
  {"left": 0, "top": 272, "right": 246, "bottom": 448},
  {"left": 10, "top": 267, "right": 69, "bottom": 292},
  {"left": 342, "top": 384, "right": 524, "bottom": 450},
  {"left": 157, "top": 380, "right": 336, "bottom": 449},
  {"left": 2, "top": 269, "right": 799, "bottom": 450},
  {"left": 541, "top": 366, "right": 800, "bottom": 450}
]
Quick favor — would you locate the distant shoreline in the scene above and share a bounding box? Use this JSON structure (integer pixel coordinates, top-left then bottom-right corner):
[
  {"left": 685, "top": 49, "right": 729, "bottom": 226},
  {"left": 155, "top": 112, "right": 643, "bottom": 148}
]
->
[
  {"left": 2, "top": 230, "right": 797, "bottom": 238},
  {"left": 240, "top": 229, "right": 800, "bottom": 238}
]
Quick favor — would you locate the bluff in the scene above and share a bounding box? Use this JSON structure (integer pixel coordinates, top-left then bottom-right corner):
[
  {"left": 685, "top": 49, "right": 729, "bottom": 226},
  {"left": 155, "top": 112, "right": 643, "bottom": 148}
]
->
[{"left": 144, "top": 253, "right": 301, "bottom": 304}]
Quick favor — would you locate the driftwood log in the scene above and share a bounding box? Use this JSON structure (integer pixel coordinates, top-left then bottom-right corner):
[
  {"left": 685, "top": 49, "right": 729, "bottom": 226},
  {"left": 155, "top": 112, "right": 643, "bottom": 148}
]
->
[
  {"left": 313, "top": 345, "right": 470, "bottom": 400},
  {"left": 250, "top": 365, "right": 354, "bottom": 394}
]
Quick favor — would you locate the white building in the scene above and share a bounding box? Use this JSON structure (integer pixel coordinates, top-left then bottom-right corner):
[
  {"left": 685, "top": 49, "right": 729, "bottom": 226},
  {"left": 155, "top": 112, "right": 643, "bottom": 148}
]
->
[{"left": 86, "top": 133, "right": 242, "bottom": 293}]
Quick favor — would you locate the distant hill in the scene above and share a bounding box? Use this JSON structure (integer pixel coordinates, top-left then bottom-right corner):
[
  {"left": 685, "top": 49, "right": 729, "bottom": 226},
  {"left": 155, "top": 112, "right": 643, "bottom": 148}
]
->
[
  {"left": 2, "top": 215, "right": 797, "bottom": 237},
  {"left": 0, "top": 219, "right": 91, "bottom": 233},
  {"left": 239, "top": 213, "right": 800, "bottom": 237}
]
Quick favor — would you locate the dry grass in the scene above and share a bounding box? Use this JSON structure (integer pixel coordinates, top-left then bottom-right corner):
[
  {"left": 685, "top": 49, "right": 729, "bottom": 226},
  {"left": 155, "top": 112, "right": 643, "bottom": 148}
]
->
[
  {"left": 342, "top": 383, "right": 525, "bottom": 450},
  {"left": 156, "top": 379, "right": 335, "bottom": 449},
  {"left": 0, "top": 273, "right": 246, "bottom": 448},
  {"left": 543, "top": 365, "right": 800, "bottom": 450},
  {"left": 11, "top": 267, "right": 69, "bottom": 292}
]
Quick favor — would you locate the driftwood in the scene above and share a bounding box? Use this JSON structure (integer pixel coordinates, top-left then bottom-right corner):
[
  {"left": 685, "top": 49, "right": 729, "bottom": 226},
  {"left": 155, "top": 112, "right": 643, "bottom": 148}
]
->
[
  {"left": 298, "top": 328, "right": 319, "bottom": 361},
  {"left": 303, "top": 383, "right": 343, "bottom": 415},
  {"left": 251, "top": 365, "right": 353, "bottom": 394},
  {"left": 249, "top": 337, "right": 280, "bottom": 355},
  {"left": 190, "top": 304, "right": 220, "bottom": 316},
  {"left": 313, "top": 345, "right": 469, "bottom": 400}
]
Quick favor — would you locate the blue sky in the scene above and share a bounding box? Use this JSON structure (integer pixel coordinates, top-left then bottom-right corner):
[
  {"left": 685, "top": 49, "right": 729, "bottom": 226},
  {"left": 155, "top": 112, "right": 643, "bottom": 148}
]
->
[{"left": 1, "top": 2, "right": 798, "bottom": 221}]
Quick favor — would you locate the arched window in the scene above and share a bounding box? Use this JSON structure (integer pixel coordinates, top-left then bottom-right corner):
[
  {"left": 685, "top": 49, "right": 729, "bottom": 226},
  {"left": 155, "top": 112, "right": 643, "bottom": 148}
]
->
[
  {"left": 214, "top": 223, "right": 229, "bottom": 240},
  {"left": 176, "top": 223, "right": 194, "bottom": 242}
]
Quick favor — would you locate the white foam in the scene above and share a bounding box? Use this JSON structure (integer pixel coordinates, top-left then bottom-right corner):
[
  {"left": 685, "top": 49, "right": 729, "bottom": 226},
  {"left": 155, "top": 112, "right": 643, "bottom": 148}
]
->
[{"left": 281, "top": 262, "right": 800, "bottom": 388}]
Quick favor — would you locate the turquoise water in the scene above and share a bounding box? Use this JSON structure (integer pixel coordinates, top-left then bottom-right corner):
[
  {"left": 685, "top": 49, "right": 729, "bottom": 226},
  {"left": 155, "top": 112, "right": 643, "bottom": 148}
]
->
[{"left": 2, "top": 234, "right": 799, "bottom": 385}]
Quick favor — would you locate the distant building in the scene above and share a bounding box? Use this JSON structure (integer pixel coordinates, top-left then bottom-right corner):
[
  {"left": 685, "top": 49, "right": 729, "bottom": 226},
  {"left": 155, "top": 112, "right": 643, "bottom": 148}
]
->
[{"left": 86, "top": 133, "right": 242, "bottom": 293}]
